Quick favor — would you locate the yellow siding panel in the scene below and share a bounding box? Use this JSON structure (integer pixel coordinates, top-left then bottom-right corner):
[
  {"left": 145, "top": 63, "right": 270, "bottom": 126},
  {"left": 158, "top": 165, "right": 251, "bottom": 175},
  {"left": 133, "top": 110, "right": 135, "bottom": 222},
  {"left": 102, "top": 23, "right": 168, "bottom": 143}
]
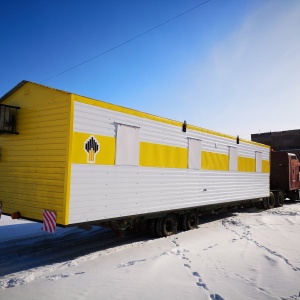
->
[
  {"left": 0, "top": 83, "right": 71, "bottom": 224},
  {"left": 140, "top": 142, "right": 188, "bottom": 168},
  {"left": 0, "top": 161, "right": 66, "bottom": 169},
  {"left": 0, "top": 136, "right": 68, "bottom": 146},
  {"left": 1, "top": 191, "right": 63, "bottom": 206},
  {"left": 202, "top": 151, "right": 229, "bottom": 171},
  {"left": 262, "top": 160, "right": 270, "bottom": 173},
  {"left": 238, "top": 156, "right": 256, "bottom": 172},
  {"left": 2, "top": 82, "right": 70, "bottom": 108},
  {"left": 63, "top": 99, "right": 73, "bottom": 225},
  {"left": 3, "top": 202, "right": 64, "bottom": 224},
  {"left": 17, "top": 108, "right": 69, "bottom": 121},
  {"left": 18, "top": 119, "right": 68, "bottom": 130},
  {"left": 0, "top": 168, "right": 64, "bottom": 186},
  {"left": 1, "top": 186, "right": 64, "bottom": 201},
  {"left": 3, "top": 149, "right": 67, "bottom": 158}
]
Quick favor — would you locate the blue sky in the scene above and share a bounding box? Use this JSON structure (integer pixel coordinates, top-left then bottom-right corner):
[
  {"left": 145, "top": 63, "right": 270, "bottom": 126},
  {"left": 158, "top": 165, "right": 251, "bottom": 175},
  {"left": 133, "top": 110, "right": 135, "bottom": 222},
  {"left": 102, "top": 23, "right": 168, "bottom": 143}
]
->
[{"left": 1, "top": 0, "right": 299, "bottom": 139}]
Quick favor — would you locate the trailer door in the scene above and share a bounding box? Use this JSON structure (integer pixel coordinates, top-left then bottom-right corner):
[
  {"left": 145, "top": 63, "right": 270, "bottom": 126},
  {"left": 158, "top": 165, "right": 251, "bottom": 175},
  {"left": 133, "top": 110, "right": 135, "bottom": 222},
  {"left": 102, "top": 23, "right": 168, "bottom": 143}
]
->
[{"left": 288, "top": 154, "right": 299, "bottom": 190}]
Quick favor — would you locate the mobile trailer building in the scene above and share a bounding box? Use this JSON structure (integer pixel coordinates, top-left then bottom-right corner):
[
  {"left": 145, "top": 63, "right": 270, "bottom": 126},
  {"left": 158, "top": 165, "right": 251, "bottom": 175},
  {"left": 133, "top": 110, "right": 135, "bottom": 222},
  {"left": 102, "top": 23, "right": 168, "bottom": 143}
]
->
[{"left": 0, "top": 81, "right": 270, "bottom": 230}]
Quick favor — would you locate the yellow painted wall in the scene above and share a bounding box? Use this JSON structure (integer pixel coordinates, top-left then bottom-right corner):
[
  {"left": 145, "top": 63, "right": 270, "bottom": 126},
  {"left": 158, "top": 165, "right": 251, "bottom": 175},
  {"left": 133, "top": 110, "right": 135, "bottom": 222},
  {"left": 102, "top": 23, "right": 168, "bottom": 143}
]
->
[
  {"left": 238, "top": 157, "right": 256, "bottom": 172},
  {"left": 262, "top": 160, "right": 270, "bottom": 173},
  {"left": 0, "top": 82, "right": 71, "bottom": 224},
  {"left": 202, "top": 151, "right": 229, "bottom": 171},
  {"left": 140, "top": 142, "right": 188, "bottom": 168},
  {"left": 70, "top": 130, "right": 269, "bottom": 174}
]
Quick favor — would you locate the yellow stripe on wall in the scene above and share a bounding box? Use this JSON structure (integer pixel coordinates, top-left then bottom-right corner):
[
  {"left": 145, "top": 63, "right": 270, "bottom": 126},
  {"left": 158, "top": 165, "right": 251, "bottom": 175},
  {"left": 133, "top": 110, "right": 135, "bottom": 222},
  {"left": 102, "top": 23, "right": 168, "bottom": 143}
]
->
[
  {"left": 238, "top": 157, "right": 256, "bottom": 172},
  {"left": 262, "top": 160, "right": 270, "bottom": 173},
  {"left": 201, "top": 151, "right": 229, "bottom": 171},
  {"left": 71, "top": 132, "right": 270, "bottom": 174},
  {"left": 71, "top": 132, "right": 115, "bottom": 165},
  {"left": 140, "top": 142, "right": 188, "bottom": 168}
]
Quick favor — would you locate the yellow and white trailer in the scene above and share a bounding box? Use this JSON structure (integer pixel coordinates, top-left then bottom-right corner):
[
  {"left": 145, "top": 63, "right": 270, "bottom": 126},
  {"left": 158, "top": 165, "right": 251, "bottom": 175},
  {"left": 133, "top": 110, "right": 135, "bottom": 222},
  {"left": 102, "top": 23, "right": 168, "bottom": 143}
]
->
[{"left": 0, "top": 81, "right": 270, "bottom": 235}]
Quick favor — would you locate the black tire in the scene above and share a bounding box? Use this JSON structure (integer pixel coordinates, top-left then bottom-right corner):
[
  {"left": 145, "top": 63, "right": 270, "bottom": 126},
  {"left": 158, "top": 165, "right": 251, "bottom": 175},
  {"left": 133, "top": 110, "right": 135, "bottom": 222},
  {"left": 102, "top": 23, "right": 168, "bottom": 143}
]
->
[
  {"left": 274, "top": 191, "right": 284, "bottom": 207},
  {"left": 182, "top": 210, "right": 199, "bottom": 231},
  {"left": 268, "top": 192, "right": 276, "bottom": 208},
  {"left": 263, "top": 192, "right": 275, "bottom": 209},
  {"left": 156, "top": 214, "right": 178, "bottom": 237}
]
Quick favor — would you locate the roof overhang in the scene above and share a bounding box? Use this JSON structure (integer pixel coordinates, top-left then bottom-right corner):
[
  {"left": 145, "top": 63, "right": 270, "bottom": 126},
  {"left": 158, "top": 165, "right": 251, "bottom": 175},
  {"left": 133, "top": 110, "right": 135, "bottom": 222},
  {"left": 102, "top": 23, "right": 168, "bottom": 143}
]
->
[{"left": 0, "top": 80, "right": 29, "bottom": 103}]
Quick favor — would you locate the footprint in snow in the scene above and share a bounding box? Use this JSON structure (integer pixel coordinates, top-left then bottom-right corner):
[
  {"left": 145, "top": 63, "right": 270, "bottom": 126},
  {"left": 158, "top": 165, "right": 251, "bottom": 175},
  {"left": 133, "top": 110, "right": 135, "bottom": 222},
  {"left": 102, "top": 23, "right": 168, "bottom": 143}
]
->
[
  {"left": 43, "top": 272, "right": 85, "bottom": 281},
  {"left": 210, "top": 294, "right": 225, "bottom": 300},
  {"left": 117, "top": 259, "right": 146, "bottom": 268}
]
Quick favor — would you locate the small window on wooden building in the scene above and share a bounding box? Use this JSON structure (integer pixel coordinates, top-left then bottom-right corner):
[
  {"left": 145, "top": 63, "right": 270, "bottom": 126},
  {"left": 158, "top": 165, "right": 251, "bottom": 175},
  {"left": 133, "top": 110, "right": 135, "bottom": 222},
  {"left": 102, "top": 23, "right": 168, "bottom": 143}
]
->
[
  {"left": 188, "top": 138, "right": 202, "bottom": 170},
  {"left": 0, "top": 104, "right": 20, "bottom": 135},
  {"left": 115, "top": 123, "right": 140, "bottom": 166}
]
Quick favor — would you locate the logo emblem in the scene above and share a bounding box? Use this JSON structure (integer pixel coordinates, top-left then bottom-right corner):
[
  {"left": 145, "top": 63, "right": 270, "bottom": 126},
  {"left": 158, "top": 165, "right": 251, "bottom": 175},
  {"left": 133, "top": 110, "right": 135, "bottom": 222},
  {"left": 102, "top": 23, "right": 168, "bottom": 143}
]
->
[{"left": 85, "top": 136, "right": 100, "bottom": 163}]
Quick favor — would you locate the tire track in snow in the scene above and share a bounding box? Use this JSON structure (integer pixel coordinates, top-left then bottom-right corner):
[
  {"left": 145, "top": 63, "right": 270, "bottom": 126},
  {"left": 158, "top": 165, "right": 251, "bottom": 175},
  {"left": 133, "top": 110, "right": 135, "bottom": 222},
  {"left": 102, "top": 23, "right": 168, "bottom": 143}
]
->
[{"left": 222, "top": 217, "right": 300, "bottom": 272}]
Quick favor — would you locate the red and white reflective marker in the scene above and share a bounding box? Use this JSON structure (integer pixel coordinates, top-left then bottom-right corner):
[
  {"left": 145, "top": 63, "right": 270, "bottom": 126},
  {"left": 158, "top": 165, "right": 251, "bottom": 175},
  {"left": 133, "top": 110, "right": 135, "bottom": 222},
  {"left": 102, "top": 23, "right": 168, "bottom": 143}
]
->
[{"left": 42, "top": 210, "right": 56, "bottom": 233}]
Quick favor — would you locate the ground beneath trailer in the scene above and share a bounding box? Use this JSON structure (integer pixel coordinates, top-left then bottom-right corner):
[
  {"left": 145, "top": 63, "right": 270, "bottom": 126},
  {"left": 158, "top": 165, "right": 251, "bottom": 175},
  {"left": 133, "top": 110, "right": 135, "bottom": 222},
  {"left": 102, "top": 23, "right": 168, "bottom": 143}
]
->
[{"left": 0, "top": 202, "right": 300, "bottom": 300}]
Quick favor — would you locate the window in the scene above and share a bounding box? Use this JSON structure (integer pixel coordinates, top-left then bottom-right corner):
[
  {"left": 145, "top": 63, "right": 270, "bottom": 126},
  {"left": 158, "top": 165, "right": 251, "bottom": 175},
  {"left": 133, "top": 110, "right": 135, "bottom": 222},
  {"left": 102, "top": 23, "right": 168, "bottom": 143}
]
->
[
  {"left": 188, "top": 138, "right": 202, "bottom": 170},
  {"left": 0, "top": 104, "right": 20, "bottom": 134},
  {"left": 115, "top": 123, "right": 140, "bottom": 166},
  {"left": 255, "top": 151, "right": 262, "bottom": 172},
  {"left": 229, "top": 146, "right": 238, "bottom": 171}
]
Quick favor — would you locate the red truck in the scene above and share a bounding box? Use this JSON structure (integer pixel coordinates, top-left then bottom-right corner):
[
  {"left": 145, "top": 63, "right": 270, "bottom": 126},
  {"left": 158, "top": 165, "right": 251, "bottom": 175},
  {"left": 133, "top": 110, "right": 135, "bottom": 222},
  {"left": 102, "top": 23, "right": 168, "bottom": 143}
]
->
[{"left": 270, "top": 151, "right": 300, "bottom": 204}]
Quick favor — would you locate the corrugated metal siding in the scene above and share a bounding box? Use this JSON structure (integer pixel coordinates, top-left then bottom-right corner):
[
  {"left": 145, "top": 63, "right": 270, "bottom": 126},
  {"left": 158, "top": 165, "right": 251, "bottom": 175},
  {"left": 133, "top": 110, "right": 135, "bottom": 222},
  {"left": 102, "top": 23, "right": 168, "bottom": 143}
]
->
[
  {"left": 69, "top": 165, "right": 269, "bottom": 223},
  {"left": 69, "top": 101, "right": 270, "bottom": 224},
  {"left": 73, "top": 101, "right": 269, "bottom": 159},
  {"left": 0, "top": 84, "right": 70, "bottom": 224}
]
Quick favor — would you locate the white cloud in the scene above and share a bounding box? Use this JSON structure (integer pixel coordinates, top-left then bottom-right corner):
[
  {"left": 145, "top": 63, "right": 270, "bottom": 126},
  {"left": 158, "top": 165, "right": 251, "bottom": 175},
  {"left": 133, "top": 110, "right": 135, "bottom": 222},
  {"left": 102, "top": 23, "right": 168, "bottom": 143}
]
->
[{"left": 181, "top": 1, "right": 300, "bottom": 140}]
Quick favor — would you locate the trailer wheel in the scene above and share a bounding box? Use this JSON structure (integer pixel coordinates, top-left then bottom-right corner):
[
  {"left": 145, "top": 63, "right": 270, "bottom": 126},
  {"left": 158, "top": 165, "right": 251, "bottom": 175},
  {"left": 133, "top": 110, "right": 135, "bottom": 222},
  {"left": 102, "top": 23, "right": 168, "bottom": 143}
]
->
[
  {"left": 182, "top": 210, "right": 199, "bottom": 231},
  {"left": 156, "top": 214, "right": 178, "bottom": 237},
  {"left": 263, "top": 192, "right": 275, "bottom": 209},
  {"left": 275, "top": 191, "right": 284, "bottom": 207}
]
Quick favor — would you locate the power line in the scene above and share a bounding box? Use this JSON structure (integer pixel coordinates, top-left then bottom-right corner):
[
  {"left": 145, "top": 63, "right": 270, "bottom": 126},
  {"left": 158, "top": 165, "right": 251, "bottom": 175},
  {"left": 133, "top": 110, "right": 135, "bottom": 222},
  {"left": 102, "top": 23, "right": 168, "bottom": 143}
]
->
[{"left": 40, "top": 0, "right": 213, "bottom": 83}]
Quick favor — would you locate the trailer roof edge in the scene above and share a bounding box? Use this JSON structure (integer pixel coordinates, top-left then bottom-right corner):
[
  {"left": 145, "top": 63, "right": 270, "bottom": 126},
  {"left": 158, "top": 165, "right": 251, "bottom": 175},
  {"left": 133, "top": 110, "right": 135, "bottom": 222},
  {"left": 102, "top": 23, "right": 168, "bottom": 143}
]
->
[{"left": 1, "top": 80, "right": 270, "bottom": 149}]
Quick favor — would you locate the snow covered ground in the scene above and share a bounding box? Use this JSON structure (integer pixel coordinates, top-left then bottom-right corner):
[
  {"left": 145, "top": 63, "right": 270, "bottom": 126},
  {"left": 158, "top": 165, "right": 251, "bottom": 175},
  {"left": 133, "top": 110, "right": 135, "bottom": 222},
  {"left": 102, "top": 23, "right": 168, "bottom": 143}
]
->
[{"left": 1, "top": 202, "right": 300, "bottom": 300}]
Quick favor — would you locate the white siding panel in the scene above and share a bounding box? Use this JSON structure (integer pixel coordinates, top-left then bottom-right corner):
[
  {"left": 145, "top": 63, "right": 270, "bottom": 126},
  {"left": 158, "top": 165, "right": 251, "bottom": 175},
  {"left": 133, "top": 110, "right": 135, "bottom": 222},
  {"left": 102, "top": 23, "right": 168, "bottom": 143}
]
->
[{"left": 69, "top": 164, "right": 269, "bottom": 224}]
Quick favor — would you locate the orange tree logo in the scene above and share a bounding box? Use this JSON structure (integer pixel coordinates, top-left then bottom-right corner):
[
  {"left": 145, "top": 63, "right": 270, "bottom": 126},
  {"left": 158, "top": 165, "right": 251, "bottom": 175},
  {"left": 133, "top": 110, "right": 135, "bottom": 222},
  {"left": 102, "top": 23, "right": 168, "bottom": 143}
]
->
[{"left": 84, "top": 136, "right": 100, "bottom": 163}]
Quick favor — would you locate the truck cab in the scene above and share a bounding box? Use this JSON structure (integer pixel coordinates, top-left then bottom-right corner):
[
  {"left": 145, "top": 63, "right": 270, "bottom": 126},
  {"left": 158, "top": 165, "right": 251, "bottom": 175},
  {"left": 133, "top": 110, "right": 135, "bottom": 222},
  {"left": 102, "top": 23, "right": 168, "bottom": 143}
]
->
[{"left": 270, "top": 151, "right": 300, "bottom": 200}]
